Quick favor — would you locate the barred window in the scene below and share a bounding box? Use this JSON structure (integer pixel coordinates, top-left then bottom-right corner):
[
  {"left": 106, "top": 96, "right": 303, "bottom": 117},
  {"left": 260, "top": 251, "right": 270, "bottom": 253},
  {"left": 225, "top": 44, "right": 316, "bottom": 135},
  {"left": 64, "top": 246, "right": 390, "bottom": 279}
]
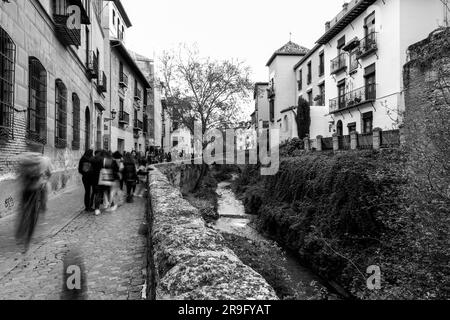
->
[
  {"left": 72, "top": 93, "right": 80, "bottom": 150},
  {"left": 28, "top": 57, "right": 47, "bottom": 144},
  {"left": 55, "top": 79, "right": 67, "bottom": 148},
  {"left": 0, "top": 27, "right": 16, "bottom": 140}
]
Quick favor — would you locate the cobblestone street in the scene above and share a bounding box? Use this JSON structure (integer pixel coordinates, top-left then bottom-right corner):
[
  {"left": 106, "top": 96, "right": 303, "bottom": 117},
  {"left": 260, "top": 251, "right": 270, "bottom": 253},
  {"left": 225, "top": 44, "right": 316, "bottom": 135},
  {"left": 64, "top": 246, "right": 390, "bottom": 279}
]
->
[{"left": 0, "top": 187, "right": 147, "bottom": 300}]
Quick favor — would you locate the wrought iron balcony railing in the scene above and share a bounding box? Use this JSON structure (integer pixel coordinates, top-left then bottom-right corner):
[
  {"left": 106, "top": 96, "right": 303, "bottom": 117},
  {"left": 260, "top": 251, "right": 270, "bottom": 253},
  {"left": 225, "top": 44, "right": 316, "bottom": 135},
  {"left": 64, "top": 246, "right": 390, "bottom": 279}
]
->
[
  {"left": 267, "top": 86, "right": 275, "bottom": 98},
  {"left": 134, "top": 119, "right": 143, "bottom": 131},
  {"left": 330, "top": 53, "right": 347, "bottom": 75},
  {"left": 329, "top": 83, "right": 377, "bottom": 113},
  {"left": 134, "top": 87, "right": 142, "bottom": 101},
  {"left": 119, "top": 72, "right": 128, "bottom": 88},
  {"left": 119, "top": 111, "right": 130, "bottom": 124},
  {"left": 87, "top": 51, "right": 99, "bottom": 79},
  {"left": 356, "top": 32, "right": 378, "bottom": 59},
  {"left": 53, "top": 14, "right": 81, "bottom": 46},
  {"left": 97, "top": 71, "right": 107, "bottom": 93}
]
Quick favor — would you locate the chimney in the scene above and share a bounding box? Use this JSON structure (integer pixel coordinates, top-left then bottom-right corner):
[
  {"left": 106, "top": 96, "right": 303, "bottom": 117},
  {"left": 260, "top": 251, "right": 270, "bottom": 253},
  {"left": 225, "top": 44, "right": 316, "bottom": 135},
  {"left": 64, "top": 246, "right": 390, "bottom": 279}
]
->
[
  {"left": 343, "top": 2, "right": 349, "bottom": 11},
  {"left": 325, "top": 21, "right": 331, "bottom": 31}
]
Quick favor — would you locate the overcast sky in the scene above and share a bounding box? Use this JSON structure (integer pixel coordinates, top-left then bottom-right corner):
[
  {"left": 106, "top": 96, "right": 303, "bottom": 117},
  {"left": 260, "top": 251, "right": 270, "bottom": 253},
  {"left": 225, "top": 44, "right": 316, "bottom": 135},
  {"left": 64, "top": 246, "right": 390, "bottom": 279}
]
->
[{"left": 121, "top": 0, "right": 347, "bottom": 117}]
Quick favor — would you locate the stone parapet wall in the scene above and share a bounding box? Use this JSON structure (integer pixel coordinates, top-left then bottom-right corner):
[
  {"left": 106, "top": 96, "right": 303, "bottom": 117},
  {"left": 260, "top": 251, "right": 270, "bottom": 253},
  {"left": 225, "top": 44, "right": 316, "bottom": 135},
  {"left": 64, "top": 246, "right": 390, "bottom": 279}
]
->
[{"left": 147, "top": 168, "right": 278, "bottom": 300}]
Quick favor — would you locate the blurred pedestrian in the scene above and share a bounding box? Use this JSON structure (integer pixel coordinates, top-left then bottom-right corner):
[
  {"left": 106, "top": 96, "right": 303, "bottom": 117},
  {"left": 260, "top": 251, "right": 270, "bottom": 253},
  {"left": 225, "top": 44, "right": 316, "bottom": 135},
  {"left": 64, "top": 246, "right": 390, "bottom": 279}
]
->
[
  {"left": 134, "top": 159, "right": 147, "bottom": 197},
  {"left": 78, "top": 150, "right": 95, "bottom": 212},
  {"left": 15, "top": 153, "right": 52, "bottom": 253},
  {"left": 109, "top": 151, "right": 123, "bottom": 211},
  {"left": 122, "top": 152, "right": 138, "bottom": 203}
]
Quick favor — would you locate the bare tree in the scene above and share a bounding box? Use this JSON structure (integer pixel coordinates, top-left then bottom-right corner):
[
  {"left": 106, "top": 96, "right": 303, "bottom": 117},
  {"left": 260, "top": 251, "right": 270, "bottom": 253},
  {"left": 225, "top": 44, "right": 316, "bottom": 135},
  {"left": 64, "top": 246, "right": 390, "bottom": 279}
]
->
[{"left": 159, "top": 44, "right": 253, "bottom": 187}]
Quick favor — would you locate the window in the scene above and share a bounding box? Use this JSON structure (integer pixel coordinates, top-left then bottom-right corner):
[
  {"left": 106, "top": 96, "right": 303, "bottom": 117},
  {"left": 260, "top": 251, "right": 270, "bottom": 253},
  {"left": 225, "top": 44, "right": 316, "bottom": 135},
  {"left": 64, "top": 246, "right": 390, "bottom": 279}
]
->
[
  {"left": 55, "top": 79, "right": 67, "bottom": 148},
  {"left": 319, "top": 51, "right": 324, "bottom": 76},
  {"left": 307, "top": 90, "right": 313, "bottom": 106},
  {"left": 269, "top": 99, "right": 275, "bottom": 122},
  {"left": 337, "top": 80, "right": 346, "bottom": 109},
  {"left": 0, "top": 27, "right": 15, "bottom": 140},
  {"left": 362, "top": 112, "right": 373, "bottom": 134},
  {"left": 307, "top": 62, "right": 312, "bottom": 85},
  {"left": 298, "top": 69, "right": 302, "bottom": 90},
  {"left": 85, "top": 26, "right": 90, "bottom": 66},
  {"left": 348, "top": 122, "right": 357, "bottom": 134},
  {"left": 349, "top": 48, "right": 358, "bottom": 72},
  {"left": 364, "top": 64, "right": 376, "bottom": 100},
  {"left": 318, "top": 83, "right": 325, "bottom": 105},
  {"left": 112, "top": 10, "right": 115, "bottom": 25},
  {"left": 28, "top": 57, "right": 47, "bottom": 144},
  {"left": 72, "top": 93, "right": 80, "bottom": 150},
  {"left": 337, "top": 36, "right": 346, "bottom": 50},
  {"left": 364, "top": 12, "right": 376, "bottom": 37}
]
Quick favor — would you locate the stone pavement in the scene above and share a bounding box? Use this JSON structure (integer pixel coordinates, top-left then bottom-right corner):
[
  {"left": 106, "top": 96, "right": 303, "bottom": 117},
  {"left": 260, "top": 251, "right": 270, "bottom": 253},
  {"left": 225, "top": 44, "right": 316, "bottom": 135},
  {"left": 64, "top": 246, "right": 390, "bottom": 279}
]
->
[{"left": 0, "top": 187, "right": 147, "bottom": 300}]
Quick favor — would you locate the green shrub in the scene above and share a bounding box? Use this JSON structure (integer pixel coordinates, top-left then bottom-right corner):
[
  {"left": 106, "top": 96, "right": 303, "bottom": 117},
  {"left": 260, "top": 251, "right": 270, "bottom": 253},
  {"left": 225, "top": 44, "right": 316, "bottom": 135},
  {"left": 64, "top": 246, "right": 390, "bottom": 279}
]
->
[{"left": 233, "top": 149, "right": 448, "bottom": 299}]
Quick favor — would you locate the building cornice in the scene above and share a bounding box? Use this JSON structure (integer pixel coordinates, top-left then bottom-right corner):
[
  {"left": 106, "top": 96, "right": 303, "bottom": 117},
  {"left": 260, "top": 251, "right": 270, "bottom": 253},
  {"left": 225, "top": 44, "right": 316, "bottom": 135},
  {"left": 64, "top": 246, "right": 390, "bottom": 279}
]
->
[
  {"left": 316, "top": 0, "right": 377, "bottom": 45},
  {"left": 114, "top": 0, "right": 132, "bottom": 27},
  {"left": 111, "top": 40, "right": 151, "bottom": 88},
  {"left": 293, "top": 44, "right": 322, "bottom": 70}
]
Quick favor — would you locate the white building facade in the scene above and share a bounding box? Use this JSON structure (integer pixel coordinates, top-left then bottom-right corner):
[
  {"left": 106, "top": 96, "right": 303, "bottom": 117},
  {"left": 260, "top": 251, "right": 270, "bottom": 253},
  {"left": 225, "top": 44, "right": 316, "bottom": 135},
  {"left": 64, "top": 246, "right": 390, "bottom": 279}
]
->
[
  {"left": 320, "top": 0, "right": 447, "bottom": 137},
  {"left": 265, "top": 41, "right": 309, "bottom": 143}
]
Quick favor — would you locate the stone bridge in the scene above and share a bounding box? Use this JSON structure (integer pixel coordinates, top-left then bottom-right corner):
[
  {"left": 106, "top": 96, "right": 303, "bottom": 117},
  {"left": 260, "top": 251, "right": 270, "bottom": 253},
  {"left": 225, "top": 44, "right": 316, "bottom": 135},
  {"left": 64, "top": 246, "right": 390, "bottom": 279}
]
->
[{"left": 145, "top": 165, "right": 278, "bottom": 300}]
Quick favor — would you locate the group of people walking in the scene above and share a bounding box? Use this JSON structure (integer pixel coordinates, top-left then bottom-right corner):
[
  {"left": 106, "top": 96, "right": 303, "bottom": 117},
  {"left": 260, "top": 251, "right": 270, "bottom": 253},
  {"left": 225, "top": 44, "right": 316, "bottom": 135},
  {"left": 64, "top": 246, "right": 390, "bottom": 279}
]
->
[{"left": 78, "top": 150, "right": 150, "bottom": 216}]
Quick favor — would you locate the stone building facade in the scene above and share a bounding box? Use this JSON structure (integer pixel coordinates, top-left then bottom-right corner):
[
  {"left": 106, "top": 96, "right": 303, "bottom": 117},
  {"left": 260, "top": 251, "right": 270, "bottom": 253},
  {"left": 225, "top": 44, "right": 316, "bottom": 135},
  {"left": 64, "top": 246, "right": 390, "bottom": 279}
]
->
[
  {"left": 403, "top": 27, "right": 450, "bottom": 200},
  {"left": 0, "top": 0, "right": 154, "bottom": 219},
  {"left": 0, "top": 0, "right": 110, "bottom": 218}
]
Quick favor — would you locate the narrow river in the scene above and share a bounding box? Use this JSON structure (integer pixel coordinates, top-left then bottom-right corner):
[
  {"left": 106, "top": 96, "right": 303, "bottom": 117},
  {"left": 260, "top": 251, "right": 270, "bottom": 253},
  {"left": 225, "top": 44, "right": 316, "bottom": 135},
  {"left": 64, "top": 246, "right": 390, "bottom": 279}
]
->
[{"left": 213, "top": 179, "right": 334, "bottom": 299}]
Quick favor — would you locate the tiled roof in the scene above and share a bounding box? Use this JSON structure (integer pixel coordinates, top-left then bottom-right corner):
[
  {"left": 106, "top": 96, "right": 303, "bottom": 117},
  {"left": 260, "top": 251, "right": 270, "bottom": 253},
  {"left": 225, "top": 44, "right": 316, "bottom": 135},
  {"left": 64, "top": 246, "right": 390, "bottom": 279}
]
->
[{"left": 266, "top": 41, "right": 309, "bottom": 66}]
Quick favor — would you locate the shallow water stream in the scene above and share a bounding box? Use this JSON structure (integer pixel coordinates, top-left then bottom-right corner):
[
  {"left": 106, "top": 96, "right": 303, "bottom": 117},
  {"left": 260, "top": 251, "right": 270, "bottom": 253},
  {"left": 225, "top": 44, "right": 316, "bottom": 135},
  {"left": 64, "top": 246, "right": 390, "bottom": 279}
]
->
[{"left": 214, "top": 179, "right": 332, "bottom": 299}]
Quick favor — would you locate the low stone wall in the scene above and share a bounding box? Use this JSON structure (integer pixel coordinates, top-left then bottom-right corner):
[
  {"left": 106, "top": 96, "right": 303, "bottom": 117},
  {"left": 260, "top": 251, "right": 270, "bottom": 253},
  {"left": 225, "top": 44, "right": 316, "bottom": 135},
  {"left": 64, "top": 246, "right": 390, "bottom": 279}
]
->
[
  {"left": 155, "top": 163, "right": 202, "bottom": 194},
  {"left": 147, "top": 168, "right": 278, "bottom": 300}
]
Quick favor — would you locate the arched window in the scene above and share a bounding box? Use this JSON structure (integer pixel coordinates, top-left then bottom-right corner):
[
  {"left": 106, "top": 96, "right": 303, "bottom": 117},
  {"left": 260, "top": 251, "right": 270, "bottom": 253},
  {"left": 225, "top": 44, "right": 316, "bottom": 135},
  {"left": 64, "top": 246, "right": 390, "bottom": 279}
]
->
[
  {"left": 28, "top": 57, "right": 47, "bottom": 144},
  {"left": 55, "top": 79, "right": 67, "bottom": 148},
  {"left": 0, "top": 27, "right": 16, "bottom": 140},
  {"left": 72, "top": 93, "right": 80, "bottom": 150}
]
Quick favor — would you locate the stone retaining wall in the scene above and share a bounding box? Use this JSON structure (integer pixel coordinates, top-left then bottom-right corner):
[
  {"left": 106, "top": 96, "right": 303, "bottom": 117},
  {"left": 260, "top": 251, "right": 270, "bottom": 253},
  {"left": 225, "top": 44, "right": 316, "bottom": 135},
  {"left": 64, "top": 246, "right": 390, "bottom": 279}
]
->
[{"left": 147, "top": 167, "right": 278, "bottom": 300}]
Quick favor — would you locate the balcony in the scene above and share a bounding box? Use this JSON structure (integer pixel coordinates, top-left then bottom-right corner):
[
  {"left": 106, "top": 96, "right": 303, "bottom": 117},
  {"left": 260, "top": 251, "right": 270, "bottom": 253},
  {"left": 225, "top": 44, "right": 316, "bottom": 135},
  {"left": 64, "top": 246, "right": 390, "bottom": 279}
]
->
[
  {"left": 53, "top": 14, "right": 81, "bottom": 46},
  {"left": 134, "top": 88, "right": 142, "bottom": 101},
  {"left": 356, "top": 32, "right": 378, "bottom": 59},
  {"left": 329, "top": 83, "right": 377, "bottom": 114},
  {"left": 134, "top": 119, "right": 143, "bottom": 131},
  {"left": 143, "top": 118, "right": 148, "bottom": 134},
  {"left": 330, "top": 53, "right": 347, "bottom": 75},
  {"left": 97, "top": 71, "right": 107, "bottom": 93},
  {"left": 119, "top": 72, "right": 128, "bottom": 88},
  {"left": 267, "top": 86, "right": 275, "bottom": 98},
  {"left": 118, "top": 111, "right": 130, "bottom": 124},
  {"left": 86, "top": 51, "right": 99, "bottom": 79}
]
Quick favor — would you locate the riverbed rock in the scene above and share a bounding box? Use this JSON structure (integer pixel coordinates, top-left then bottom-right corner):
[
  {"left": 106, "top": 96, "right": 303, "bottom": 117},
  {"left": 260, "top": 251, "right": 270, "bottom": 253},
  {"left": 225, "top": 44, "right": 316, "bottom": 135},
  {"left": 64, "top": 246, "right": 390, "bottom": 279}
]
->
[{"left": 148, "top": 167, "right": 278, "bottom": 300}]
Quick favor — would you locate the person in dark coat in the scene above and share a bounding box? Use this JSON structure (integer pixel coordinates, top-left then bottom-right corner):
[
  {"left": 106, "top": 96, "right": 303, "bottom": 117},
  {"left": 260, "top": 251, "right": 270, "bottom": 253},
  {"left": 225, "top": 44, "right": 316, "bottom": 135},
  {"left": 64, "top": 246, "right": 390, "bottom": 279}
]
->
[
  {"left": 91, "top": 150, "right": 105, "bottom": 215},
  {"left": 78, "top": 150, "right": 95, "bottom": 212},
  {"left": 122, "top": 152, "right": 138, "bottom": 203}
]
